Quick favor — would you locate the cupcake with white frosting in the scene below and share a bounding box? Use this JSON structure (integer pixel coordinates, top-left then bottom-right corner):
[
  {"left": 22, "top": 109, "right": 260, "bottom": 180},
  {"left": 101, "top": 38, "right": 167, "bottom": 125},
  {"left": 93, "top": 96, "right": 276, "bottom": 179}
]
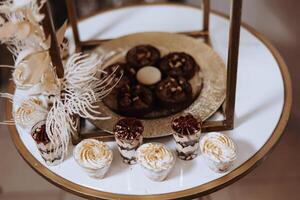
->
[
  {"left": 171, "top": 114, "right": 202, "bottom": 160},
  {"left": 200, "top": 132, "right": 237, "bottom": 173},
  {"left": 74, "top": 139, "right": 113, "bottom": 179},
  {"left": 113, "top": 118, "right": 144, "bottom": 164},
  {"left": 137, "top": 143, "right": 175, "bottom": 181}
]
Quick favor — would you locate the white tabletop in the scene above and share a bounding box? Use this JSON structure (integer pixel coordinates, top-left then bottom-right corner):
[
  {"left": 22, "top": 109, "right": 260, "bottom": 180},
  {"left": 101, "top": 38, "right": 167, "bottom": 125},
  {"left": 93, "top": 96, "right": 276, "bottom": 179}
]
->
[{"left": 13, "top": 4, "right": 288, "bottom": 198}]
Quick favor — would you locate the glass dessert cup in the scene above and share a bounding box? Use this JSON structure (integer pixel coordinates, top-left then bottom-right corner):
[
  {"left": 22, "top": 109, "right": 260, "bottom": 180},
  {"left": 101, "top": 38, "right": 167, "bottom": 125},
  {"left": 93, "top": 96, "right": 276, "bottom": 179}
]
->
[
  {"left": 137, "top": 143, "right": 175, "bottom": 182},
  {"left": 73, "top": 139, "right": 113, "bottom": 179},
  {"left": 200, "top": 132, "right": 237, "bottom": 173},
  {"left": 31, "top": 120, "right": 64, "bottom": 166},
  {"left": 113, "top": 118, "right": 144, "bottom": 164},
  {"left": 171, "top": 114, "right": 202, "bottom": 161},
  {"left": 173, "top": 131, "right": 201, "bottom": 160}
]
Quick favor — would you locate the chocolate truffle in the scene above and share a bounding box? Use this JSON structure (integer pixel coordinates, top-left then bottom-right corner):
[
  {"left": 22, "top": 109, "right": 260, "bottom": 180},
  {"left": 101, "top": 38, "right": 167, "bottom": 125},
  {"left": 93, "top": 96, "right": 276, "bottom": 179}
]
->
[
  {"left": 155, "top": 77, "right": 192, "bottom": 108},
  {"left": 159, "top": 52, "right": 199, "bottom": 80},
  {"left": 126, "top": 45, "right": 161, "bottom": 68},
  {"left": 118, "top": 84, "right": 154, "bottom": 117}
]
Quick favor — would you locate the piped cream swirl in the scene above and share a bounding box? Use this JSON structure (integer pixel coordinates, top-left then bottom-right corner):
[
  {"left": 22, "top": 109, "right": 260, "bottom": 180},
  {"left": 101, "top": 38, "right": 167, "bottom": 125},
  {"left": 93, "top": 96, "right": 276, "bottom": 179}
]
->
[
  {"left": 74, "top": 139, "right": 113, "bottom": 170},
  {"left": 137, "top": 143, "right": 174, "bottom": 172},
  {"left": 14, "top": 97, "right": 48, "bottom": 127},
  {"left": 200, "top": 132, "right": 236, "bottom": 163}
]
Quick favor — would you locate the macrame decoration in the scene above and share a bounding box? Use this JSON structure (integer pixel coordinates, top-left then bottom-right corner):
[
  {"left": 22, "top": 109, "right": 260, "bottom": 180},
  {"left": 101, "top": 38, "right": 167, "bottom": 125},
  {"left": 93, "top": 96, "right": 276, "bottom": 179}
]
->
[{"left": 0, "top": 0, "right": 119, "bottom": 165}]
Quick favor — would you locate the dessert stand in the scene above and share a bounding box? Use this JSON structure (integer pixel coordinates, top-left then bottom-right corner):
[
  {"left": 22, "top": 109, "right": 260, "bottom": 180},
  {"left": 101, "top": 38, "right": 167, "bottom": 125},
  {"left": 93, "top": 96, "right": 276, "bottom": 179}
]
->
[
  {"left": 66, "top": 0, "right": 241, "bottom": 141},
  {"left": 5, "top": 2, "right": 292, "bottom": 200}
]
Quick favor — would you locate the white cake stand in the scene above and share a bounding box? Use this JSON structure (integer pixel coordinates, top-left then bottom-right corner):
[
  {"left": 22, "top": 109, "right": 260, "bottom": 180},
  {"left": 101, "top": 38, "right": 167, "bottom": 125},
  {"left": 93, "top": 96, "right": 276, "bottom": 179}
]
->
[{"left": 7, "top": 4, "right": 292, "bottom": 200}]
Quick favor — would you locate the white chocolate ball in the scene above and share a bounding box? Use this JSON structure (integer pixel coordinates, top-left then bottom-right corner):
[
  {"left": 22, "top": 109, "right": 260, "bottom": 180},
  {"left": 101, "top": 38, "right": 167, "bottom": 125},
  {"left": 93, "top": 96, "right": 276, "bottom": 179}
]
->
[{"left": 136, "top": 66, "right": 161, "bottom": 85}]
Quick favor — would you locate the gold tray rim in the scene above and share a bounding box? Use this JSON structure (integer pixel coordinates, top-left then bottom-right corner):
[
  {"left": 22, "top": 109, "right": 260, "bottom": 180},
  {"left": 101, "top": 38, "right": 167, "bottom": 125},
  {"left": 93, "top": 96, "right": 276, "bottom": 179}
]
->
[{"left": 89, "top": 31, "right": 226, "bottom": 138}]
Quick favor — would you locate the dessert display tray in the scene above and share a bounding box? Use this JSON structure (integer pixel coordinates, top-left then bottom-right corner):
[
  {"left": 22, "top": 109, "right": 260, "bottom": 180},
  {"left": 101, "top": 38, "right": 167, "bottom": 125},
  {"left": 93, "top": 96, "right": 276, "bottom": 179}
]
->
[
  {"left": 92, "top": 32, "right": 226, "bottom": 138},
  {"left": 7, "top": 4, "right": 291, "bottom": 200}
]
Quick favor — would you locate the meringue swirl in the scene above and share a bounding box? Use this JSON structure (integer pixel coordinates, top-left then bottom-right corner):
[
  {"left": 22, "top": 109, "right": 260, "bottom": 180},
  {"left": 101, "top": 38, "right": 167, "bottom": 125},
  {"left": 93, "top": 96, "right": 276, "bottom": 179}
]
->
[
  {"left": 14, "top": 97, "right": 48, "bottom": 127},
  {"left": 200, "top": 132, "right": 236, "bottom": 163},
  {"left": 74, "top": 139, "right": 113, "bottom": 170},
  {"left": 137, "top": 143, "right": 174, "bottom": 172}
]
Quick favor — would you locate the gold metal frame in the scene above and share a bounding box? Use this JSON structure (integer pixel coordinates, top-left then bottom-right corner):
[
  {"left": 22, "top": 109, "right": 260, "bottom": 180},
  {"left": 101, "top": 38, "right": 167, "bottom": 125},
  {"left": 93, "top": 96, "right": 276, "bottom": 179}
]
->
[
  {"left": 47, "top": 0, "right": 243, "bottom": 142},
  {"left": 65, "top": 0, "right": 211, "bottom": 52},
  {"left": 6, "top": 5, "right": 292, "bottom": 200}
]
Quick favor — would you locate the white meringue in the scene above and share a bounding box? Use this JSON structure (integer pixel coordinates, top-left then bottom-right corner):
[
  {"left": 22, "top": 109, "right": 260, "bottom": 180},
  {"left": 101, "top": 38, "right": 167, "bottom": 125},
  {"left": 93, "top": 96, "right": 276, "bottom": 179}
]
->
[
  {"left": 137, "top": 143, "right": 175, "bottom": 181},
  {"left": 74, "top": 139, "right": 113, "bottom": 179},
  {"left": 200, "top": 132, "right": 237, "bottom": 173},
  {"left": 14, "top": 97, "right": 48, "bottom": 128}
]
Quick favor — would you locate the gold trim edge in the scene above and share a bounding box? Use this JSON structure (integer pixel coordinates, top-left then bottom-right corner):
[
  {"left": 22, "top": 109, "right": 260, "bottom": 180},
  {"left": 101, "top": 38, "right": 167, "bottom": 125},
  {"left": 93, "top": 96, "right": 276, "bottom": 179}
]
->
[{"left": 5, "top": 4, "right": 292, "bottom": 200}]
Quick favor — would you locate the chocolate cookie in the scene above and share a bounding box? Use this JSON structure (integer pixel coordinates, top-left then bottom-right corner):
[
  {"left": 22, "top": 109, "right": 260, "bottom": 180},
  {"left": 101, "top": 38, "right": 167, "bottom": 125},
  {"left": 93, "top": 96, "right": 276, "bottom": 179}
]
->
[
  {"left": 117, "top": 84, "right": 154, "bottom": 117},
  {"left": 155, "top": 77, "right": 192, "bottom": 108},
  {"left": 102, "top": 62, "right": 136, "bottom": 89},
  {"left": 126, "top": 45, "right": 161, "bottom": 68},
  {"left": 159, "top": 52, "right": 199, "bottom": 80}
]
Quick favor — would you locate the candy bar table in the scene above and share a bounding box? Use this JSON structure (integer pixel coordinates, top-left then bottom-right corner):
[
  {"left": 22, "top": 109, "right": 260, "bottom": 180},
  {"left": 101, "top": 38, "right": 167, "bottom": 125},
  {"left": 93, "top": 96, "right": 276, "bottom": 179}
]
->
[{"left": 7, "top": 4, "right": 292, "bottom": 200}]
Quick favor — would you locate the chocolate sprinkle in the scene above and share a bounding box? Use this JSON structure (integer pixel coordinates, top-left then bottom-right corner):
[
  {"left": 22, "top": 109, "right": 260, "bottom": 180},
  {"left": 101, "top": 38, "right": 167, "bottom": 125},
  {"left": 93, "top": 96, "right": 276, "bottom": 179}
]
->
[
  {"left": 171, "top": 114, "right": 202, "bottom": 135},
  {"left": 114, "top": 118, "right": 144, "bottom": 140}
]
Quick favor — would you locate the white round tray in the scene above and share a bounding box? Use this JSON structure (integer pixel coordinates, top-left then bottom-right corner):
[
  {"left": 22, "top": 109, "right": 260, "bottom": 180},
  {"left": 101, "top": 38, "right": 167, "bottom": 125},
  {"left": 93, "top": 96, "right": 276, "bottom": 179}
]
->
[{"left": 8, "top": 4, "right": 291, "bottom": 199}]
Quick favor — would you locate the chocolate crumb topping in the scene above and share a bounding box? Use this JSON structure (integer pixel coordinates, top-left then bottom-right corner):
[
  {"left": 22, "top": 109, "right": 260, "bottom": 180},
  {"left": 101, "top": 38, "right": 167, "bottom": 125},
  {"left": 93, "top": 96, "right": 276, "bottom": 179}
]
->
[
  {"left": 155, "top": 77, "right": 192, "bottom": 107},
  {"left": 114, "top": 118, "right": 144, "bottom": 140},
  {"left": 117, "top": 84, "right": 154, "bottom": 116},
  {"left": 159, "top": 52, "right": 199, "bottom": 80},
  {"left": 172, "top": 114, "right": 202, "bottom": 135},
  {"left": 126, "top": 45, "right": 161, "bottom": 68},
  {"left": 102, "top": 62, "right": 136, "bottom": 89},
  {"left": 31, "top": 121, "right": 50, "bottom": 145}
]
